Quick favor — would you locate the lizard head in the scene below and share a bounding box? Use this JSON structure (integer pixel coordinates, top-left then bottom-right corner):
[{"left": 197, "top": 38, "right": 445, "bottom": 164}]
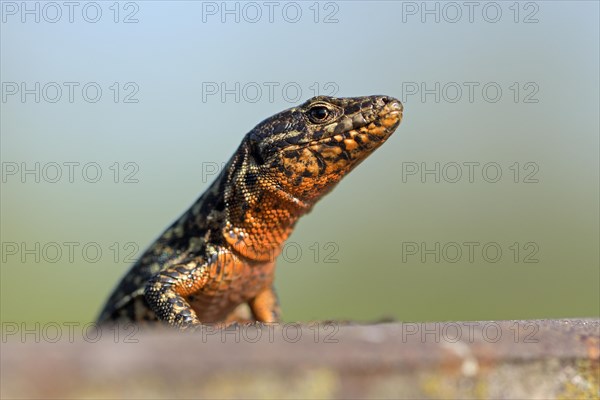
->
[
  {"left": 247, "top": 95, "right": 403, "bottom": 203},
  {"left": 223, "top": 95, "right": 403, "bottom": 260}
]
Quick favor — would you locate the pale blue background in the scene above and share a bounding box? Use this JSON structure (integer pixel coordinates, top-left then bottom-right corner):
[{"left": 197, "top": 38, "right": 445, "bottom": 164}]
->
[{"left": 1, "top": 1, "right": 598, "bottom": 324}]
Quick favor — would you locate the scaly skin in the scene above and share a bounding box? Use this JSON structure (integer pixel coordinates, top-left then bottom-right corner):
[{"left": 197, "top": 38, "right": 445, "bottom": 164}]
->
[{"left": 97, "top": 95, "right": 403, "bottom": 329}]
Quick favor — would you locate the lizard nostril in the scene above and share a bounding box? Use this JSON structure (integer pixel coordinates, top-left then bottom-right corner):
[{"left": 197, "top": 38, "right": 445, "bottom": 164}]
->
[
  {"left": 379, "top": 96, "right": 403, "bottom": 112},
  {"left": 376, "top": 96, "right": 390, "bottom": 107}
]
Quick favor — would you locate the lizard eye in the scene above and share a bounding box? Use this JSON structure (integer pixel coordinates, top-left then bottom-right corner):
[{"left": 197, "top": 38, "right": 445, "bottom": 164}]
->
[{"left": 307, "top": 105, "right": 331, "bottom": 123}]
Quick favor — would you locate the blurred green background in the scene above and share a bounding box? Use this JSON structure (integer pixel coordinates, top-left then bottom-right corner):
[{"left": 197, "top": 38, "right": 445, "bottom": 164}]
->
[{"left": 1, "top": 1, "right": 598, "bottom": 326}]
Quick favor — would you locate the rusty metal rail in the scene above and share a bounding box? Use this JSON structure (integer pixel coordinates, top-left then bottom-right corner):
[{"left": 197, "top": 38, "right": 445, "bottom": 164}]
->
[{"left": 1, "top": 319, "right": 598, "bottom": 399}]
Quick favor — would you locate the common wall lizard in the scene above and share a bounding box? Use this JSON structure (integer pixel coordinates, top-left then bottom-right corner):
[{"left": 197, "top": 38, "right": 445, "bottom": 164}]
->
[{"left": 97, "top": 95, "right": 403, "bottom": 329}]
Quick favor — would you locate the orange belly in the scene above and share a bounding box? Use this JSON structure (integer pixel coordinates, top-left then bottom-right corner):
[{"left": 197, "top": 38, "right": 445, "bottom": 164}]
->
[{"left": 187, "top": 251, "right": 276, "bottom": 322}]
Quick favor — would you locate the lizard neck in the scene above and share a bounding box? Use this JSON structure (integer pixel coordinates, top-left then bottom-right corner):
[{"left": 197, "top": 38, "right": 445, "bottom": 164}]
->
[{"left": 222, "top": 143, "right": 312, "bottom": 262}]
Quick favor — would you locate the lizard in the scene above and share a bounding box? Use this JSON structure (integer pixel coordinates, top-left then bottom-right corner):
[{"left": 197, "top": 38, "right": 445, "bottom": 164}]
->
[{"left": 97, "top": 95, "right": 403, "bottom": 329}]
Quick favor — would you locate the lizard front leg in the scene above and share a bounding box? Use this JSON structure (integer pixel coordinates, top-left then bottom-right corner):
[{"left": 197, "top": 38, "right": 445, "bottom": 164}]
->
[
  {"left": 144, "top": 259, "right": 208, "bottom": 329},
  {"left": 249, "top": 286, "right": 281, "bottom": 323}
]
